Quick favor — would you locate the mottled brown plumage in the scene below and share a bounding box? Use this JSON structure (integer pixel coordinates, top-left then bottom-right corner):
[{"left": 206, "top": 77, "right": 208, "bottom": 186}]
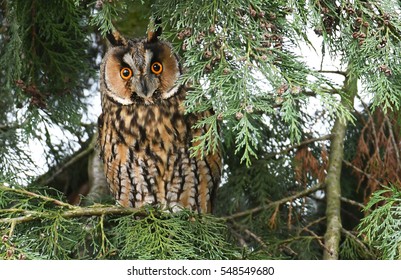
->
[{"left": 98, "top": 27, "right": 221, "bottom": 213}]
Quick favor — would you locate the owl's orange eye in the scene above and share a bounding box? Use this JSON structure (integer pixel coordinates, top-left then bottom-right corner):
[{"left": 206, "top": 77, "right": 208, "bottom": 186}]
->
[
  {"left": 120, "top": 67, "right": 132, "bottom": 80},
  {"left": 151, "top": 62, "right": 163, "bottom": 75}
]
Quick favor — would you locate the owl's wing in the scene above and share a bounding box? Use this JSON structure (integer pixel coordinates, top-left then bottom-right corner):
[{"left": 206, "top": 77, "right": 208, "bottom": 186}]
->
[{"left": 191, "top": 108, "right": 223, "bottom": 212}]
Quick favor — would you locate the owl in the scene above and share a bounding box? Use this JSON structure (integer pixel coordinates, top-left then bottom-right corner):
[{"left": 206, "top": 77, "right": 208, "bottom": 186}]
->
[{"left": 98, "top": 26, "right": 222, "bottom": 214}]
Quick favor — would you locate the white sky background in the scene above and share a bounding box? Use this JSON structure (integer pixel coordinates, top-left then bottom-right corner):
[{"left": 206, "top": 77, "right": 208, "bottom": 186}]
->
[
  {"left": 26, "top": 54, "right": 103, "bottom": 179},
  {"left": 298, "top": 30, "right": 345, "bottom": 137},
  {"left": 26, "top": 84, "right": 102, "bottom": 178}
]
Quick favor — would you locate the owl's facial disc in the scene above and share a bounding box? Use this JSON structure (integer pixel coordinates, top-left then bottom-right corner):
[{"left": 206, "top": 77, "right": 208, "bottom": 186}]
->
[{"left": 102, "top": 41, "right": 182, "bottom": 105}]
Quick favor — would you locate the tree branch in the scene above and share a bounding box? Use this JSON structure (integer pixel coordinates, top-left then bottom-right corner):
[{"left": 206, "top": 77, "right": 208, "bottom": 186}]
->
[
  {"left": 1, "top": 182, "right": 323, "bottom": 231},
  {"left": 39, "top": 134, "right": 97, "bottom": 186},
  {"left": 323, "top": 70, "right": 357, "bottom": 260},
  {"left": 296, "top": 216, "right": 331, "bottom": 254},
  {"left": 318, "top": 70, "right": 347, "bottom": 76},
  {"left": 0, "top": 185, "right": 73, "bottom": 209},
  {"left": 0, "top": 184, "right": 144, "bottom": 225},
  {"left": 0, "top": 205, "right": 143, "bottom": 225}
]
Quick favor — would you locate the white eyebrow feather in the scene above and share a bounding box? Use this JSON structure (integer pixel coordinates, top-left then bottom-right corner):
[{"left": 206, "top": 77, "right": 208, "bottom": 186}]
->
[
  {"left": 122, "top": 53, "right": 136, "bottom": 68},
  {"left": 144, "top": 49, "right": 152, "bottom": 70}
]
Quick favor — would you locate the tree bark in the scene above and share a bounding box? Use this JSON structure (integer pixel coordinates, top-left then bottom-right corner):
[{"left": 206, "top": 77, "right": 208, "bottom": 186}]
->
[{"left": 323, "top": 72, "right": 357, "bottom": 260}]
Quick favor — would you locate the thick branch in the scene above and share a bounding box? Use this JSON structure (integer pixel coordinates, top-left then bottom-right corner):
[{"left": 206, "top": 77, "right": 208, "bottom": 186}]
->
[
  {"left": 323, "top": 71, "right": 357, "bottom": 260},
  {"left": 0, "top": 184, "right": 143, "bottom": 225},
  {"left": 1, "top": 182, "right": 322, "bottom": 226},
  {"left": 0, "top": 205, "right": 143, "bottom": 225}
]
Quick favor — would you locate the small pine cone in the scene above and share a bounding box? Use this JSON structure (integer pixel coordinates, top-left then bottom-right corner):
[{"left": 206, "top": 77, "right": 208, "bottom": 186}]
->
[{"left": 235, "top": 112, "right": 244, "bottom": 120}]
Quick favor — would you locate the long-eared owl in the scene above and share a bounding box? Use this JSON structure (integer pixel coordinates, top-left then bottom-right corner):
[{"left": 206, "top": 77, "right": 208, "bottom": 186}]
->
[{"left": 98, "top": 25, "right": 222, "bottom": 213}]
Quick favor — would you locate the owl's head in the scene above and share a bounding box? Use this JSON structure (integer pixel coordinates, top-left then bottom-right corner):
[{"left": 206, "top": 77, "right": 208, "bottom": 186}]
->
[{"left": 100, "top": 25, "right": 182, "bottom": 105}]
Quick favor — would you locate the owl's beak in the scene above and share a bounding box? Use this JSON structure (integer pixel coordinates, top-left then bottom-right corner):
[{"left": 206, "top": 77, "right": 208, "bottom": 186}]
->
[
  {"left": 140, "top": 79, "right": 149, "bottom": 97},
  {"left": 131, "top": 75, "right": 158, "bottom": 100},
  {"left": 132, "top": 77, "right": 157, "bottom": 100}
]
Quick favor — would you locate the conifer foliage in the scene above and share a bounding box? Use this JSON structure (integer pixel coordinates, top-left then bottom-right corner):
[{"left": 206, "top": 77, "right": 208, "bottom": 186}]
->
[
  {"left": 1, "top": 0, "right": 401, "bottom": 259},
  {"left": 0, "top": 0, "right": 94, "bottom": 180}
]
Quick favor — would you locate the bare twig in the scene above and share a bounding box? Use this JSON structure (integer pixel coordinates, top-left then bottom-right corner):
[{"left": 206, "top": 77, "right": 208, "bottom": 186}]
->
[
  {"left": 229, "top": 220, "right": 268, "bottom": 249},
  {"left": 279, "top": 244, "right": 298, "bottom": 257},
  {"left": 298, "top": 216, "right": 326, "bottom": 235},
  {"left": 341, "top": 228, "right": 376, "bottom": 259},
  {"left": 223, "top": 183, "right": 324, "bottom": 220},
  {"left": 384, "top": 115, "right": 401, "bottom": 171},
  {"left": 279, "top": 235, "right": 321, "bottom": 246},
  {"left": 342, "top": 160, "right": 382, "bottom": 186},
  {"left": 359, "top": 98, "right": 380, "bottom": 152},
  {"left": 297, "top": 216, "right": 331, "bottom": 254},
  {"left": 0, "top": 184, "right": 148, "bottom": 225},
  {"left": 229, "top": 228, "right": 248, "bottom": 248},
  {"left": 243, "top": 228, "right": 268, "bottom": 249},
  {"left": 224, "top": 206, "right": 265, "bottom": 221},
  {"left": 264, "top": 134, "right": 332, "bottom": 159},
  {"left": 340, "top": 196, "right": 366, "bottom": 210},
  {"left": 304, "top": 87, "right": 340, "bottom": 97},
  {"left": 302, "top": 227, "right": 329, "bottom": 253}
]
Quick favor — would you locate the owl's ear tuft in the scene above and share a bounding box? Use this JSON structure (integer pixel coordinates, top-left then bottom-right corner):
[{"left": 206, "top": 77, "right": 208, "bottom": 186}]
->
[
  {"left": 147, "top": 18, "right": 162, "bottom": 43},
  {"left": 106, "top": 28, "right": 128, "bottom": 47}
]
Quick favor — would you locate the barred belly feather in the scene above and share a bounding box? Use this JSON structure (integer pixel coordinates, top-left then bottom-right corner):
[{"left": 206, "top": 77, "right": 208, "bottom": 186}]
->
[{"left": 98, "top": 88, "right": 221, "bottom": 213}]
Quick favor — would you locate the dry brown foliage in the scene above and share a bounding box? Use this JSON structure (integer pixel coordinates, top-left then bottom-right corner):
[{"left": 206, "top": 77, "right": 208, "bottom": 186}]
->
[
  {"left": 352, "top": 108, "right": 401, "bottom": 203},
  {"left": 294, "top": 144, "right": 329, "bottom": 186}
]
